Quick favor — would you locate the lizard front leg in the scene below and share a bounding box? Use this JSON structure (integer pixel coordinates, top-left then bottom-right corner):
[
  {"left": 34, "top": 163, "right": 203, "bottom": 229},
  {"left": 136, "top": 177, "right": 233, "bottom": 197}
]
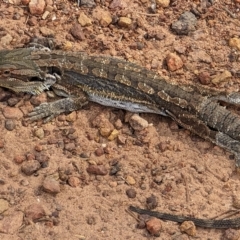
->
[{"left": 28, "top": 94, "right": 89, "bottom": 122}]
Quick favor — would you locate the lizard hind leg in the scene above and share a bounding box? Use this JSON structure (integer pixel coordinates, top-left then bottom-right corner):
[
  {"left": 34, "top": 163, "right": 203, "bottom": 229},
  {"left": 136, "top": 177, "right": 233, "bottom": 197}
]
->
[
  {"left": 166, "top": 110, "right": 240, "bottom": 167},
  {"left": 216, "top": 132, "right": 240, "bottom": 167},
  {"left": 165, "top": 110, "right": 217, "bottom": 143}
]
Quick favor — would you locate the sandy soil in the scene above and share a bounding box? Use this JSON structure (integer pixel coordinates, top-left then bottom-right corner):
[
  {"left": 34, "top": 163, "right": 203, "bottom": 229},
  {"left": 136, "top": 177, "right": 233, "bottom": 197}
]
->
[{"left": 0, "top": 0, "right": 240, "bottom": 239}]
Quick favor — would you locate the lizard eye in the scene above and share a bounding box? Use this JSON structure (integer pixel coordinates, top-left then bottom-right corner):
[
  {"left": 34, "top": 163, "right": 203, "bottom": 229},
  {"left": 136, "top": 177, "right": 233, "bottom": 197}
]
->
[{"left": 3, "top": 70, "right": 11, "bottom": 76}]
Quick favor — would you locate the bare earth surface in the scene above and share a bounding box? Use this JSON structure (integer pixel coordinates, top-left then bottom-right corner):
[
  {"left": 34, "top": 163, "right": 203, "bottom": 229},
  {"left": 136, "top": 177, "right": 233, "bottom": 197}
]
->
[{"left": 1, "top": 0, "right": 240, "bottom": 239}]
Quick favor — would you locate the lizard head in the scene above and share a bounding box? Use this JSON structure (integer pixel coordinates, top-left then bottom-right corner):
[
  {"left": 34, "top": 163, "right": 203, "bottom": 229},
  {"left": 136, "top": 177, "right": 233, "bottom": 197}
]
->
[{"left": 0, "top": 48, "right": 43, "bottom": 81}]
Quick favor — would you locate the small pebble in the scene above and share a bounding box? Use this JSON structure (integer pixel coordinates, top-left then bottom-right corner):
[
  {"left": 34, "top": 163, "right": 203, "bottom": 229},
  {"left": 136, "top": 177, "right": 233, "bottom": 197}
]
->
[
  {"left": 68, "top": 176, "right": 80, "bottom": 187},
  {"left": 14, "top": 155, "right": 26, "bottom": 164},
  {"left": 41, "top": 11, "right": 50, "bottom": 20},
  {"left": 68, "top": 132, "right": 78, "bottom": 140},
  {"left": 146, "top": 217, "right": 162, "bottom": 236},
  {"left": 95, "top": 147, "right": 104, "bottom": 156},
  {"left": 78, "top": 0, "right": 96, "bottom": 7},
  {"left": 40, "top": 27, "right": 55, "bottom": 37},
  {"left": 29, "top": 0, "right": 46, "bottom": 15},
  {"left": 146, "top": 194, "right": 158, "bottom": 209},
  {"left": 80, "top": 152, "right": 90, "bottom": 158},
  {"left": 109, "top": 163, "right": 121, "bottom": 175},
  {"left": 86, "top": 215, "right": 96, "bottom": 225},
  {"left": 21, "top": 160, "right": 41, "bottom": 176},
  {"left": 25, "top": 204, "right": 46, "bottom": 222},
  {"left": 137, "top": 219, "right": 147, "bottom": 229},
  {"left": 223, "top": 228, "right": 240, "bottom": 240},
  {"left": 194, "top": 164, "right": 205, "bottom": 174},
  {"left": 2, "top": 107, "right": 23, "bottom": 119},
  {"left": 26, "top": 153, "right": 35, "bottom": 161},
  {"left": 171, "top": 11, "right": 197, "bottom": 35},
  {"left": 58, "top": 115, "right": 66, "bottom": 121},
  {"left": 27, "top": 16, "right": 38, "bottom": 26},
  {"left": 179, "top": 221, "right": 197, "bottom": 237},
  {"left": 153, "top": 176, "right": 163, "bottom": 185},
  {"left": 100, "top": 127, "right": 112, "bottom": 137},
  {"left": 35, "top": 144, "right": 43, "bottom": 152},
  {"left": 118, "top": 17, "right": 132, "bottom": 28},
  {"left": 129, "top": 114, "right": 148, "bottom": 131},
  {"left": 42, "top": 177, "right": 61, "bottom": 194},
  {"left": 125, "top": 175, "right": 136, "bottom": 185},
  {"left": 1, "top": 34, "right": 13, "bottom": 46},
  {"left": 52, "top": 211, "right": 59, "bottom": 218},
  {"left": 34, "top": 128, "right": 45, "bottom": 139},
  {"left": 66, "top": 111, "right": 77, "bottom": 122},
  {"left": 114, "top": 119, "right": 123, "bottom": 129},
  {"left": 64, "top": 142, "right": 76, "bottom": 151},
  {"left": 156, "top": 0, "right": 170, "bottom": 7},
  {"left": 166, "top": 53, "right": 183, "bottom": 71},
  {"left": 7, "top": 97, "right": 19, "bottom": 107},
  {"left": 198, "top": 71, "right": 211, "bottom": 85},
  {"left": 108, "top": 129, "right": 119, "bottom": 141},
  {"left": 99, "top": 11, "right": 112, "bottom": 27},
  {"left": 229, "top": 37, "right": 240, "bottom": 51},
  {"left": 117, "top": 135, "right": 126, "bottom": 145},
  {"left": 103, "top": 145, "right": 111, "bottom": 154},
  {"left": 140, "top": 183, "right": 147, "bottom": 190},
  {"left": 86, "top": 165, "right": 108, "bottom": 175},
  {"left": 158, "top": 142, "right": 170, "bottom": 152},
  {"left": 211, "top": 70, "right": 232, "bottom": 85},
  {"left": 109, "top": 0, "right": 127, "bottom": 9},
  {"left": 78, "top": 12, "right": 92, "bottom": 26},
  {"left": 20, "top": 179, "right": 29, "bottom": 186},
  {"left": 35, "top": 154, "right": 49, "bottom": 166},
  {"left": 70, "top": 23, "right": 85, "bottom": 40},
  {"left": 126, "top": 188, "right": 137, "bottom": 198},
  {"left": 109, "top": 181, "right": 118, "bottom": 188}
]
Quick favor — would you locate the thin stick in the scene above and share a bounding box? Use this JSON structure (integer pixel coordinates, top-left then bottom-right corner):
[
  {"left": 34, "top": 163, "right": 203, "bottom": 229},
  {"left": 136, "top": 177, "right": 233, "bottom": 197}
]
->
[{"left": 126, "top": 208, "right": 140, "bottom": 221}]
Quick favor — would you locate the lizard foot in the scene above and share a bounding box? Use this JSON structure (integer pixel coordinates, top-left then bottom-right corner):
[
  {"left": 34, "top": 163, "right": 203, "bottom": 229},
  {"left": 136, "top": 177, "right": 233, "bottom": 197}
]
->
[
  {"left": 27, "top": 97, "right": 85, "bottom": 123},
  {"left": 28, "top": 102, "right": 59, "bottom": 122}
]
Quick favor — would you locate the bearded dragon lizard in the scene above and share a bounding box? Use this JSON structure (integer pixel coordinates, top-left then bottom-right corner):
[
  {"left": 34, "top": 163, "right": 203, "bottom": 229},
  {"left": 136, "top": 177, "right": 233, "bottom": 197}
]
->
[
  {"left": 1, "top": 47, "right": 240, "bottom": 168},
  {"left": 2, "top": 47, "right": 240, "bottom": 229}
]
